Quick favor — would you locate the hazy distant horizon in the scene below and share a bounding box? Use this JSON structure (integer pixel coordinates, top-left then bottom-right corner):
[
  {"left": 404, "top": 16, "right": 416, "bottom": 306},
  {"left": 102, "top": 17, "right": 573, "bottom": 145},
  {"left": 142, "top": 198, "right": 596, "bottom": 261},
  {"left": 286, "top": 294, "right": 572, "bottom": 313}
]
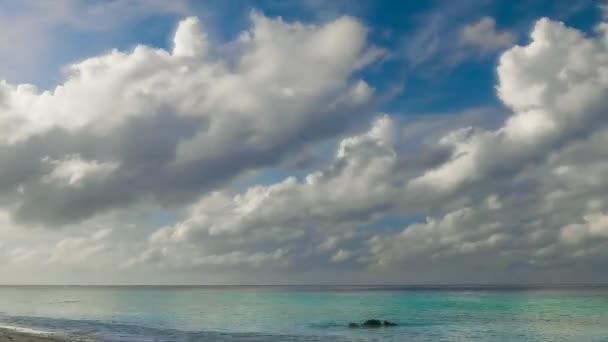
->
[{"left": 2, "top": 283, "right": 608, "bottom": 288}]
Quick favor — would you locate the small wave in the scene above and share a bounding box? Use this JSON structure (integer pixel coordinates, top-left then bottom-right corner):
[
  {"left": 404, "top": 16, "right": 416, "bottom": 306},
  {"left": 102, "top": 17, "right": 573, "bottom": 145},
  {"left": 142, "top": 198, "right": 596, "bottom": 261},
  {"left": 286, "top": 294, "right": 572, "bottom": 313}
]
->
[
  {"left": 0, "top": 316, "right": 386, "bottom": 342},
  {"left": 0, "top": 324, "right": 97, "bottom": 342},
  {"left": 309, "top": 321, "right": 344, "bottom": 329},
  {"left": 0, "top": 324, "right": 56, "bottom": 335}
]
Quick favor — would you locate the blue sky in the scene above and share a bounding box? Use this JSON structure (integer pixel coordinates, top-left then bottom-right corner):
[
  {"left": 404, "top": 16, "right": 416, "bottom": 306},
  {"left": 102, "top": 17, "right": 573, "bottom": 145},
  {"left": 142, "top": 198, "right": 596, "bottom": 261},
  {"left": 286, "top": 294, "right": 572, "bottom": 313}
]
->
[
  {"left": 1, "top": 0, "right": 608, "bottom": 284},
  {"left": 8, "top": 0, "right": 599, "bottom": 113}
]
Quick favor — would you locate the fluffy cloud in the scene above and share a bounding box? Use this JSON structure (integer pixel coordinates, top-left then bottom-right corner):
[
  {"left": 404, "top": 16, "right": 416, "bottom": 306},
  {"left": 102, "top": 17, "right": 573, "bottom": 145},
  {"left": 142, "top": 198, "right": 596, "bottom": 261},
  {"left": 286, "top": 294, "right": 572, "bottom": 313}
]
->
[
  {"left": 42, "top": 155, "right": 119, "bottom": 186},
  {"left": 368, "top": 207, "right": 506, "bottom": 267},
  {"left": 3, "top": 13, "right": 608, "bottom": 284},
  {"left": 368, "top": 18, "right": 608, "bottom": 281},
  {"left": 126, "top": 17, "right": 608, "bottom": 283},
  {"left": 47, "top": 228, "right": 114, "bottom": 265},
  {"left": 125, "top": 116, "right": 401, "bottom": 270},
  {"left": 412, "top": 18, "right": 608, "bottom": 194},
  {"left": 460, "top": 17, "right": 516, "bottom": 55},
  {"left": 331, "top": 249, "right": 353, "bottom": 263},
  {"left": 0, "top": 12, "right": 380, "bottom": 225},
  {"left": 0, "top": 209, "right": 132, "bottom": 280},
  {"left": 560, "top": 212, "right": 608, "bottom": 244}
]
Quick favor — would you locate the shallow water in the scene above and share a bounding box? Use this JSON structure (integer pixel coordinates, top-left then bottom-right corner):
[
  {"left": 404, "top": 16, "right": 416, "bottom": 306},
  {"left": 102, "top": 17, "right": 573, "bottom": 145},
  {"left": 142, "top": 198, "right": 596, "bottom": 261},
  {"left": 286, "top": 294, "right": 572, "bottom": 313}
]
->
[{"left": 0, "top": 286, "right": 607, "bottom": 341}]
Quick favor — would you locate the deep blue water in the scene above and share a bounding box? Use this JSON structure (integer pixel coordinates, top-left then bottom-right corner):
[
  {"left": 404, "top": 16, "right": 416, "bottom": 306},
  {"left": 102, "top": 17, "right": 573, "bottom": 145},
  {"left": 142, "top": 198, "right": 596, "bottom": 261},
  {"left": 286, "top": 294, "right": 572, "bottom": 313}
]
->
[{"left": 0, "top": 286, "right": 607, "bottom": 341}]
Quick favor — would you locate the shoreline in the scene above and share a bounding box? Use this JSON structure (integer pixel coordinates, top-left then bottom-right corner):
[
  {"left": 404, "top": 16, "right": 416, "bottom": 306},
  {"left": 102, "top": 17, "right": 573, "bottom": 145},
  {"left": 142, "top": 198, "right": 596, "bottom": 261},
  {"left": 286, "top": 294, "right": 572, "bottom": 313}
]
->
[{"left": 0, "top": 327, "right": 90, "bottom": 342}]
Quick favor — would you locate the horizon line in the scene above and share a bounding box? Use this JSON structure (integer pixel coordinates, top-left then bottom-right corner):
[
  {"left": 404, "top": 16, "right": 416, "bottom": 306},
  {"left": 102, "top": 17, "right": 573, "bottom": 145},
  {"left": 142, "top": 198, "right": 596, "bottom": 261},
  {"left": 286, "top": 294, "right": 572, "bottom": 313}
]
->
[{"left": 1, "top": 283, "right": 607, "bottom": 287}]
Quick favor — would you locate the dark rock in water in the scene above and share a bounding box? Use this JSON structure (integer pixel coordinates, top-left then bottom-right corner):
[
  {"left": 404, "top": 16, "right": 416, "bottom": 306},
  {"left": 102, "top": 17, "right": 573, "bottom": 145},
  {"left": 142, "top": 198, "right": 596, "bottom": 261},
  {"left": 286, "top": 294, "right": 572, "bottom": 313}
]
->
[
  {"left": 349, "top": 319, "right": 398, "bottom": 328},
  {"left": 362, "top": 319, "right": 383, "bottom": 327}
]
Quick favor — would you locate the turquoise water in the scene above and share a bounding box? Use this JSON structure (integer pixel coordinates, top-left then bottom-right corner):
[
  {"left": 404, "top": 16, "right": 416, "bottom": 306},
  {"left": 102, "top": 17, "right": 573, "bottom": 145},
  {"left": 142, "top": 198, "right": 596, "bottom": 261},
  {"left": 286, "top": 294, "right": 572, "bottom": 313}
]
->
[{"left": 0, "top": 286, "right": 607, "bottom": 341}]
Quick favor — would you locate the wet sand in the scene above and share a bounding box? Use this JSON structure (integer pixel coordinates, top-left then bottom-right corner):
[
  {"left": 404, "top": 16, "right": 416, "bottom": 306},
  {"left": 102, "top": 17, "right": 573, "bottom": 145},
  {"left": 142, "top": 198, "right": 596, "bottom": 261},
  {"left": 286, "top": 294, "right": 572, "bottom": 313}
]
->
[{"left": 0, "top": 329, "right": 71, "bottom": 342}]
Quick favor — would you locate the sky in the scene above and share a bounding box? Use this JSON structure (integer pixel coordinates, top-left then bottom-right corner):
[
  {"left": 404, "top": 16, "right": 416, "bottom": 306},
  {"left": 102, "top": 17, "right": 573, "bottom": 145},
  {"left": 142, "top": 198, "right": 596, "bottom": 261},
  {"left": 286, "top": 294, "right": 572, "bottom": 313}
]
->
[{"left": 0, "top": 0, "right": 607, "bottom": 285}]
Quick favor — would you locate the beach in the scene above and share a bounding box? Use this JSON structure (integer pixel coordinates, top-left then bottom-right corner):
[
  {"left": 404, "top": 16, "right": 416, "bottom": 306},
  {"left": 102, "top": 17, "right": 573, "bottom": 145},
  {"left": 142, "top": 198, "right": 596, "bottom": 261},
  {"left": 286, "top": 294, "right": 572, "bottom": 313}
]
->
[{"left": 0, "top": 328, "right": 68, "bottom": 342}]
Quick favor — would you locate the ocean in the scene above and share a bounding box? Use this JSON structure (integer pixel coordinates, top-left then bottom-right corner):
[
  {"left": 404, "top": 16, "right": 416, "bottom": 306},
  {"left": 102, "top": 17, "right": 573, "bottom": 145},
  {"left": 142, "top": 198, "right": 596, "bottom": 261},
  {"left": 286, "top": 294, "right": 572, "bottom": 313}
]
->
[{"left": 0, "top": 285, "right": 606, "bottom": 341}]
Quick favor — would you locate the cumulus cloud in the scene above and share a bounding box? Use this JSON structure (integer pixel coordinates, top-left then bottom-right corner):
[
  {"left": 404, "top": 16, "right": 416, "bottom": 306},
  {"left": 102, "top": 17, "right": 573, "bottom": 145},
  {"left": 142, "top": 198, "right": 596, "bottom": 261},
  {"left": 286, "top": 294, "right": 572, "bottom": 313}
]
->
[
  {"left": 42, "top": 155, "right": 119, "bottom": 186},
  {"left": 412, "top": 18, "right": 608, "bottom": 194},
  {"left": 368, "top": 17, "right": 608, "bottom": 282},
  {"left": 560, "top": 212, "right": 608, "bottom": 244},
  {"left": 368, "top": 207, "right": 506, "bottom": 267},
  {"left": 124, "top": 116, "right": 402, "bottom": 270},
  {"left": 126, "top": 17, "right": 608, "bottom": 283},
  {"left": 331, "top": 249, "right": 353, "bottom": 263},
  {"left": 0, "top": 12, "right": 381, "bottom": 225},
  {"left": 3, "top": 13, "right": 608, "bottom": 284},
  {"left": 0, "top": 209, "right": 135, "bottom": 281},
  {"left": 47, "top": 228, "right": 114, "bottom": 265},
  {"left": 173, "top": 16, "right": 208, "bottom": 57},
  {"left": 460, "top": 17, "right": 516, "bottom": 55}
]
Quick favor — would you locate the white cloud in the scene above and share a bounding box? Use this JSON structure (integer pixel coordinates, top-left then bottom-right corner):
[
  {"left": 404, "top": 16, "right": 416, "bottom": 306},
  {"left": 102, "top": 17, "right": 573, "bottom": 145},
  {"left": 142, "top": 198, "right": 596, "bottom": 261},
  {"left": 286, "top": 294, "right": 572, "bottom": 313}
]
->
[
  {"left": 368, "top": 207, "right": 505, "bottom": 267},
  {"left": 485, "top": 195, "right": 502, "bottom": 210},
  {"left": 331, "top": 249, "right": 353, "bottom": 263},
  {"left": 122, "top": 16, "right": 608, "bottom": 281},
  {"left": 3, "top": 13, "right": 608, "bottom": 284},
  {"left": 560, "top": 212, "right": 608, "bottom": 244},
  {"left": 460, "top": 17, "right": 516, "bottom": 54},
  {"left": 411, "top": 18, "right": 608, "bottom": 194},
  {"left": 190, "top": 249, "right": 289, "bottom": 267},
  {"left": 0, "top": 12, "right": 382, "bottom": 225},
  {"left": 125, "top": 116, "right": 401, "bottom": 270},
  {"left": 42, "top": 155, "right": 118, "bottom": 186},
  {"left": 173, "top": 16, "right": 208, "bottom": 57},
  {"left": 47, "top": 228, "right": 114, "bottom": 265}
]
